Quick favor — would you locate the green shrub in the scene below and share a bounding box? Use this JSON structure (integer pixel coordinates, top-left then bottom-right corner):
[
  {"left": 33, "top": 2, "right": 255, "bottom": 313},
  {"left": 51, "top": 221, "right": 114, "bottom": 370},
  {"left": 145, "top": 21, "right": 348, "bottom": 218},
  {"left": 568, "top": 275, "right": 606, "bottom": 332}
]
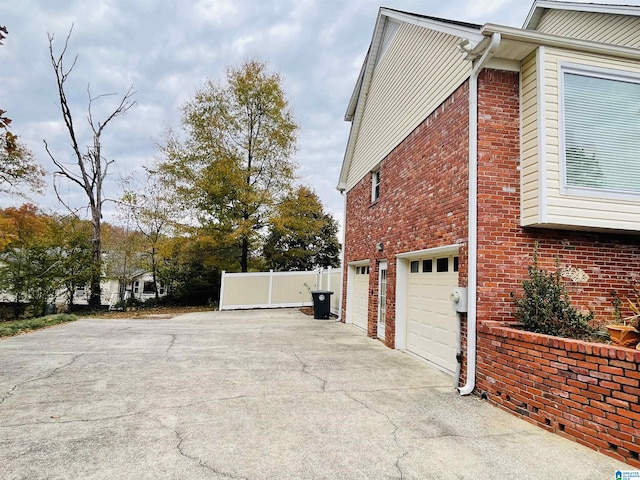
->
[
  {"left": 0, "top": 314, "right": 77, "bottom": 338},
  {"left": 510, "top": 245, "right": 594, "bottom": 339},
  {"left": 143, "top": 298, "right": 159, "bottom": 308}
]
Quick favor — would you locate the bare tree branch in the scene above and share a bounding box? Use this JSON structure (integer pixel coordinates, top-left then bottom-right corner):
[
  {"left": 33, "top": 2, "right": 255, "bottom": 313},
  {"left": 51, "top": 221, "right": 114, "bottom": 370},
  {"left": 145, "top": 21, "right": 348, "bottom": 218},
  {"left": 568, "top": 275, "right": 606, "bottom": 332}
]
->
[{"left": 43, "top": 26, "right": 136, "bottom": 308}]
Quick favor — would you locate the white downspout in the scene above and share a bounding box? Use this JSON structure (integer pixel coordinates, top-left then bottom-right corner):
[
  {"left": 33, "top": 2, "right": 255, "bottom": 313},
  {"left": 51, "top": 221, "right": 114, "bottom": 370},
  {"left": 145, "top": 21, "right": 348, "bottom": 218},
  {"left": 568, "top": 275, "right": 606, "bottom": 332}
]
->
[
  {"left": 337, "top": 191, "right": 347, "bottom": 322},
  {"left": 459, "top": 32, "right": 501, "bottom": 396}
]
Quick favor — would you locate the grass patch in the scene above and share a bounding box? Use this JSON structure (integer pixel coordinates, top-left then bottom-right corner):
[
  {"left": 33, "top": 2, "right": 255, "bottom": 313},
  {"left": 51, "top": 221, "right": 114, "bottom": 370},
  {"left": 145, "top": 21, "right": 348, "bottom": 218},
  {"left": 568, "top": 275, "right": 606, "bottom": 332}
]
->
[
  {"left": 78, "top": 306, "right": 215, "bottom": 319},
  {"left": 0, "top": 314, "right": 78, "bottom": 338}
]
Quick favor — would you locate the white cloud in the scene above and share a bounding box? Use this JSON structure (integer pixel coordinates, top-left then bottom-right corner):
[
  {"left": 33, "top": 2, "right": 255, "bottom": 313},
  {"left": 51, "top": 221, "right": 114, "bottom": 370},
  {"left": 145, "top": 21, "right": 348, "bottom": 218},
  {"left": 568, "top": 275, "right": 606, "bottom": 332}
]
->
[
  {"left": 5, "top": 0, "right": 634, "bottom": 226},
  {"left": 193, "top": 0, "right": 242, "bottom": 27}
]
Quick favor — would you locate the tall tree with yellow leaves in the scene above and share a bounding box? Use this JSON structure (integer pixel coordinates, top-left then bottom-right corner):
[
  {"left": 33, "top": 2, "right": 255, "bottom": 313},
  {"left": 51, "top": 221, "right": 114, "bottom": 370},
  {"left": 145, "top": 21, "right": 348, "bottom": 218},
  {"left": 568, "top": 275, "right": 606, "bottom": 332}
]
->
[{"left": 158, "top": 60, "right": 298, "bottom": 272}]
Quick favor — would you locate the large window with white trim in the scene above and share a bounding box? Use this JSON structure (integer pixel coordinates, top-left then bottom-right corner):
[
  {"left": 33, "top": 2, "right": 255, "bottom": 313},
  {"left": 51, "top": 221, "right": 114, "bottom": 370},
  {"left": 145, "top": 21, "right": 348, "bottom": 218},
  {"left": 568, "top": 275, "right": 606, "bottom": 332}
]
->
[{"left": 562, "top": 66, "right": 640, "bottom": 197}]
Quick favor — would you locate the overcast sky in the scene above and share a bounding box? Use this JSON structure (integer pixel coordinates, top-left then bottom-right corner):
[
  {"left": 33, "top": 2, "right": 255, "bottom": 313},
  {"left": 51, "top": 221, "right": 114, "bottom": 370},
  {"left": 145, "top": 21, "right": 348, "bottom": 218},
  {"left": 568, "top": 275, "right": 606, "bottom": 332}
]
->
[{"left": 1, "top": 0, "right": 635, "bottom": 230}]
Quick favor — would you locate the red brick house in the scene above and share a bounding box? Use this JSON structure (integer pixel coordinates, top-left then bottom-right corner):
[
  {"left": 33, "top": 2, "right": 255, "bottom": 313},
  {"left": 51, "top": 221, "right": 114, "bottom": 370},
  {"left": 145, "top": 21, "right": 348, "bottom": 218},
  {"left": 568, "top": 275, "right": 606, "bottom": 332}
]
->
[{"left": 338, "top": 0, "right": 640, "bottom": 397}]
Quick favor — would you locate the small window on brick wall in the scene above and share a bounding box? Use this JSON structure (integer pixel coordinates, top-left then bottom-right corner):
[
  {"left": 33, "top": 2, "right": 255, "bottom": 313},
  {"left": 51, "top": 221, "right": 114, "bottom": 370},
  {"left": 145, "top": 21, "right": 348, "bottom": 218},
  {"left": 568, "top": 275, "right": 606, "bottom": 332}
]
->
[{"left": 371, "top": 169, "right": 381, "bottom": 202}]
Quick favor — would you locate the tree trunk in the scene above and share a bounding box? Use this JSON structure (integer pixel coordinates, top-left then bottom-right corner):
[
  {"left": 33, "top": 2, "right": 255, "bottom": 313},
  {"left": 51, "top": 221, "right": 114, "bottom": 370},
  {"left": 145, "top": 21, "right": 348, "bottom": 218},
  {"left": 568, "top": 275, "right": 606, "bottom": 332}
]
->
[
  {"left": 152, "top": 246, "right": 159, "bottom": 301},
  {"left": 241, "top": 236, "right": 249, "bottom": 272},
  {"left": 88, "top": 212, "right": 101, "bottom": 309},
  {"left": 67, "top": 285, "right": 75, "bottom": 312}
]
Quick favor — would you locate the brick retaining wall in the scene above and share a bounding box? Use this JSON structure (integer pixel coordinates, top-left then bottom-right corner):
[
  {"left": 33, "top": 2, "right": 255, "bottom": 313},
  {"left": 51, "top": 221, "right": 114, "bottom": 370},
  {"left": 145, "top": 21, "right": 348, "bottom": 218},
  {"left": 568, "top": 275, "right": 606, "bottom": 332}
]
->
[{"left": 477, "top": 321, "right": 640, "bottom": 468}]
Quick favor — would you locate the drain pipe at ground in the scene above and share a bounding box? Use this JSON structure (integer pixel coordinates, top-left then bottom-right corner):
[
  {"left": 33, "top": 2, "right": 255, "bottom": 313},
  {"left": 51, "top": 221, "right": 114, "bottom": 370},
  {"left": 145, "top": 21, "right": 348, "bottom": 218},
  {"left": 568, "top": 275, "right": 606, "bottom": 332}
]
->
[{"left": 459, "top": 32, "right": 501, "bottom": 396}]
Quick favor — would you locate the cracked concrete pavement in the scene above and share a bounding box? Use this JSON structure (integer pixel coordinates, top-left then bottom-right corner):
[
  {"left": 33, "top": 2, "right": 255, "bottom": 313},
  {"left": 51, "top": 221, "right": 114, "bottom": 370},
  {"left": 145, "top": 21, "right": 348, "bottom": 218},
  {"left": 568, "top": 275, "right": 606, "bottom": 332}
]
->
[{"left": 0, "top": 309, "right": 629, "bottom": 479}]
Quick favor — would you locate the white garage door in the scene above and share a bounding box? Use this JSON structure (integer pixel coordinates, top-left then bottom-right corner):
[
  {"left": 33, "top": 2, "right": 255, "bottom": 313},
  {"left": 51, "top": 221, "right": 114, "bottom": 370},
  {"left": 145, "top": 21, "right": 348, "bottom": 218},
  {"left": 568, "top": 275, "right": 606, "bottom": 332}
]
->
[
  {"left": 406, "top": 255, "right": 458, "bottom": 375},
  {"left": 350, "top": 264, "right": 370, "bottom": 331}
]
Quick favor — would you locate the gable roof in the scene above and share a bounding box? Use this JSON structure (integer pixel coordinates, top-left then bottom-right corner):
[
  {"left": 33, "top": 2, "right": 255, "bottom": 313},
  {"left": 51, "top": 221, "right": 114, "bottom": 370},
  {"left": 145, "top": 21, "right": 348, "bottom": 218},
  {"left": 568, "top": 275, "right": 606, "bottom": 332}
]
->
[
  {"left": 383, "top": 7, "right": 483, "bottom": 31},
  {"left": 338, "top": 1, "right": 640, "bottom": 193},
  {"left": 524, "top": 0, "right": 640, "bottom": 30},
  {"left": 338, "top": 8, "right": 483, "bottom": 191},
  {"left": 344, "top": 9, "right": 482, "bottom": 122}
]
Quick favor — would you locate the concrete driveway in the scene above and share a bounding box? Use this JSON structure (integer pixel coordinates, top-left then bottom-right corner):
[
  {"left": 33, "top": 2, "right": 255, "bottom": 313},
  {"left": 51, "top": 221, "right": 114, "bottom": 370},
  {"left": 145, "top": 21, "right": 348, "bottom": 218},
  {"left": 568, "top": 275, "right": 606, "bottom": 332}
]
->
[{"left": 0, "top": 309, "right": 628, "bottom": 479}]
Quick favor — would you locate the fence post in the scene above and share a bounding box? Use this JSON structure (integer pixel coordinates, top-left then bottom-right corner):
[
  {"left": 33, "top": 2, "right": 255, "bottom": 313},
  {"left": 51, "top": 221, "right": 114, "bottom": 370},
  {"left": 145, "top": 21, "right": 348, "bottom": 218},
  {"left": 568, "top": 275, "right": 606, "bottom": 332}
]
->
[
  {"left": 327, "top": 266, "right": 332, "bottom": 292},
  {"left": 219, "top": 270, "right": 226, "bottom": 310},
  {"left": 268, "top": 269, "right": 274, "bottom": 307}
]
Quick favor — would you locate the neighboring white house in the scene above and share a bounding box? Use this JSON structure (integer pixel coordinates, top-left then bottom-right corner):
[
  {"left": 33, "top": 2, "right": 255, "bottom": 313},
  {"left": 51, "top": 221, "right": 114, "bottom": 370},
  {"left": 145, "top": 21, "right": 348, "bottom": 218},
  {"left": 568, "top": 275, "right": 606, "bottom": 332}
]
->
[
  {"left": 0, "top": 270, "right": 166, "bottom": 311},
  {"left": 70, "top": 271, "right": 166, "bottom": 309}
]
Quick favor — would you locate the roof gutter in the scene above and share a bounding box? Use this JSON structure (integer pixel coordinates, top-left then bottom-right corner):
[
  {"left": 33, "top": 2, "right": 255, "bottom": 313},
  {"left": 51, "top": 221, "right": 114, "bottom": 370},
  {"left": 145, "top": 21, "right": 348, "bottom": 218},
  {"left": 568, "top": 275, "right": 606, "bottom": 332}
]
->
[
  {"left": 458, "top": 31, "right": 501, "bottom": 396},
  {"left": 482, "top": 23, "right": 640, "bottom": 61}
]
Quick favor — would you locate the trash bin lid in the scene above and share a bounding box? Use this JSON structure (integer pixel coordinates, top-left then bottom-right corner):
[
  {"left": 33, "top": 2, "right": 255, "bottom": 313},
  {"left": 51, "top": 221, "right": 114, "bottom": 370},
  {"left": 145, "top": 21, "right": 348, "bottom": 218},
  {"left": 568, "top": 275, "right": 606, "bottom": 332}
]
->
[{"left": 311, "top": 290, "right": 333, "bottom": 294}]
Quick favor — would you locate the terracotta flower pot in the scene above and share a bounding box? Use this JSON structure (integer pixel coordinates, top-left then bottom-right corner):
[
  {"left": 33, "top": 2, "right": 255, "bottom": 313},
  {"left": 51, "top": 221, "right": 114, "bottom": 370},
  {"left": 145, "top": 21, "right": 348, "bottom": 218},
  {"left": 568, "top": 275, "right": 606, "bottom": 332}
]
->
[{"left": 606, "top": 324, "right": 640, "bottom": 348}]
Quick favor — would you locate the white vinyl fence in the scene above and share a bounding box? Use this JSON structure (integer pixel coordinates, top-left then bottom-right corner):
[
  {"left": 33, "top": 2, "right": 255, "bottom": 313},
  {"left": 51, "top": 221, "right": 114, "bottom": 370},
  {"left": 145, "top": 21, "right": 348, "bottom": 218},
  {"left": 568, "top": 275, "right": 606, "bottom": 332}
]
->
[{"left": 219, "top": 268, "right": 342, "bottom": 315}]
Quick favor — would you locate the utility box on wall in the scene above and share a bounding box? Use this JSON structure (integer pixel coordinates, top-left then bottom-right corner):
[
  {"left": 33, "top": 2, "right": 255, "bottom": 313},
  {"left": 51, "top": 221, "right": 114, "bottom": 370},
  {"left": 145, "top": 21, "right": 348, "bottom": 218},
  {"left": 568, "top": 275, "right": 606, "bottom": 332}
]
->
[{"left": 450, "top": 287, "right": 468, "bottom": 313}]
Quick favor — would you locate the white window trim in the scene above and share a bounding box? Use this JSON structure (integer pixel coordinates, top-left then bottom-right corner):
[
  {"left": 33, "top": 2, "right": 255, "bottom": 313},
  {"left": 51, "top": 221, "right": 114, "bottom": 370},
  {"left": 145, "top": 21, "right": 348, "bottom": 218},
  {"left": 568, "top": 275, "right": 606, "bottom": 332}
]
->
[
  {"left": 371, "top": 169, "right": 381, "bottom": 202},
  {"left": 558, "top": 62, "right": 640, "bottom": 202}
]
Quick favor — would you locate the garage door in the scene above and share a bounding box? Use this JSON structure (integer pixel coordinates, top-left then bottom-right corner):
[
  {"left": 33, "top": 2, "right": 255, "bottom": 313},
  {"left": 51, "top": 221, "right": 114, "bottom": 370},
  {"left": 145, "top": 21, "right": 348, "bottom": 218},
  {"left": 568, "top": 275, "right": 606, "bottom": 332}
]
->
[
  {"left": 406, "top": 255, "right": 458, "bottom": 375},
  {"left": 350, "top": 264, "right": 370, "bottom": 331}
]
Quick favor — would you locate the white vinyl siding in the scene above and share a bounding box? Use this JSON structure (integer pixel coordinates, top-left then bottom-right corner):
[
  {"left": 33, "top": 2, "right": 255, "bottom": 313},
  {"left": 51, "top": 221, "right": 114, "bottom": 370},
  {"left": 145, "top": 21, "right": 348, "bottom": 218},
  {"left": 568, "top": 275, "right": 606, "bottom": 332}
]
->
[
  {"left": 521, "top": 46, "right": 640, "bottom": 232},
  {"left": 344, "top": 23, "right": 472, "bottom": 191},
  {"left": 535, "top": 10, "right": 640, "bottom": 49},
  {"left": 520, "top": 51, "right": 541, "bottom": 225}
]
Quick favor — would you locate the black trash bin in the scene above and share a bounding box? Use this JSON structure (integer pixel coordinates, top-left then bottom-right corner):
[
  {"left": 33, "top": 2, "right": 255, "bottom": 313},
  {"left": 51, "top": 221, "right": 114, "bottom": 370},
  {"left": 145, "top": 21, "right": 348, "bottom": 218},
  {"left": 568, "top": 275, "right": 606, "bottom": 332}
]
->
[{"left": 311, "top": 290, "right": 333, "bottom": 319}]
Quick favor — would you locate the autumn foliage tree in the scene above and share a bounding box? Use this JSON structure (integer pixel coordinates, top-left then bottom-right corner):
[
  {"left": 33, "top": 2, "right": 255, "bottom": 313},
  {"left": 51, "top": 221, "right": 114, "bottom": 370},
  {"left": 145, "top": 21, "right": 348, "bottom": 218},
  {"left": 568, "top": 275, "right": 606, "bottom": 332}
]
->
[
  {"left": 155, "top": 234, "right": 224, "bottom": 305},
  {"left": 102, "top": 223, "right": 145, "bottom": 306},
  {"left": 0, "top": 205, "right": 94, "bottom": 316},
  {"left": 120, "top": 165, "right": 175, "bottom": 301},
  {"left": 159, "top": 60, "right": 298, "bottom": 272},
  {"left": 0, "top": 26, "right": 45, "bottom": 195},
  {"left": 50, "top": 214, "right": 93, "bottom": 310},
  {"left": 0, "top": 205, "right": 58, "bottom": 316},
  {"left": 263, "top": 186, "right": 341, "bottom": 271}
]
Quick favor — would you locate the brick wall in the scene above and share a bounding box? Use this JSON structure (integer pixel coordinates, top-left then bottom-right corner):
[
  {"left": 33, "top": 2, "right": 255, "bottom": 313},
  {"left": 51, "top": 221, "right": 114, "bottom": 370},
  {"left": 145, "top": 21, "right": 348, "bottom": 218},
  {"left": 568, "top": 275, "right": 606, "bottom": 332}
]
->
[
  {"left": 341, "top": 65, "right": 640, "bottom": 467},
  {"left": 477, "top": 321, "right": 640, "bottom": 468},
  {"left": 476, "top": 69, "right": 640, "bottom": 325},
  {"left": 342, "top": 82, "right": 471, "bottom": 346}
]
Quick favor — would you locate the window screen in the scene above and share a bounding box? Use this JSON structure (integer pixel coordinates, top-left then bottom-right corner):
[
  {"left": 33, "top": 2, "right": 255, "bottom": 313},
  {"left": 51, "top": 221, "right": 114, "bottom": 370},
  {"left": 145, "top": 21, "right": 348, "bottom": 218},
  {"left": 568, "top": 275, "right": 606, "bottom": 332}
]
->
[{"left": 563, "top": 70, "right": 640, "bottom": 195}]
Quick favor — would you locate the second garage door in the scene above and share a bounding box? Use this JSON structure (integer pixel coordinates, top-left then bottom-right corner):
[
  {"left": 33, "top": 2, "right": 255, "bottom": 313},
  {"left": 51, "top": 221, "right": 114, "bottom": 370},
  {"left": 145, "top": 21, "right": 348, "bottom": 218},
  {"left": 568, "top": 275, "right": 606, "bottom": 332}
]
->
[
  {"left": 350, "top": 264, "right": 370, "bottom": 331},
  {"left": 406, "top": 255, "right": 458, "bottom": 375}
]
